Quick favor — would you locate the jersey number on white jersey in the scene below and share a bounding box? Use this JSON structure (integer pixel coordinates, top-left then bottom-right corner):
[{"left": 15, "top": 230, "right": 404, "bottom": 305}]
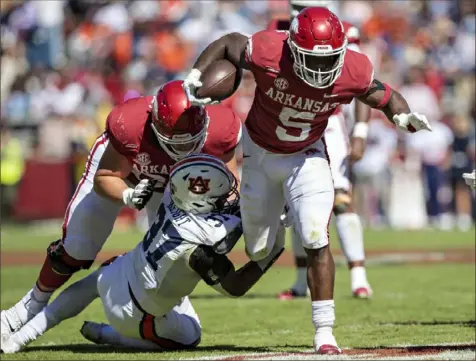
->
[{"left": 142, "top": 203, "right": 181, "bottom": 271}]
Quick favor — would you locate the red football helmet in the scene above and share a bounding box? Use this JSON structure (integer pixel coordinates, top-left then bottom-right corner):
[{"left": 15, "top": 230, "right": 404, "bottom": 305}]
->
[
  {"left": 151, "top": 80, "right": 209, "bottom": 161},
  {"left": 288, "top": 7, "right": 347, "bottom": 88},
  {"left": 342, "top": 21, "right": 360, "bottom": 45}
]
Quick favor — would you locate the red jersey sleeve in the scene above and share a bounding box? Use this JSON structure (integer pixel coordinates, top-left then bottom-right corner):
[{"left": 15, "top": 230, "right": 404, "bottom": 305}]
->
[
  {"left": 105, "top": 103, "right": 141, "bottom": 160},
  {"left": 203, "top": 104, "right": 242, "bottom": 157},
  {"left": 244, "top": 30, "right": 287, "bottom": 72},
  {"left": 346, "top": 50, "right": 375, "bottom": 96}
]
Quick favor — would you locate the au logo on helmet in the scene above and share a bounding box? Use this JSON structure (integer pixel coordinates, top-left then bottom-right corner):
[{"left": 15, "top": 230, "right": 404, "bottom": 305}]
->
[{"left": 188, "top": 176, "right": 211, "bottom": 194}]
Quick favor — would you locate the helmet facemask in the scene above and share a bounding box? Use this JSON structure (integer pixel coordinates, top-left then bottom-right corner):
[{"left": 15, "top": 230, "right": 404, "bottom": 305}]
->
[
  {"left": 212, "top": 172, "right": 240, "bottom": 216},
  {"left": 288, "top": 36, "right": 347, "bottom": 89}
]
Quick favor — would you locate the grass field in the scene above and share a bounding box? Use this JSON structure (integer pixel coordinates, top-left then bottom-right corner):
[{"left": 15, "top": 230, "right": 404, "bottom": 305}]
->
[{"left": 1, "top": 224, "right": 475, "bottom": 360}]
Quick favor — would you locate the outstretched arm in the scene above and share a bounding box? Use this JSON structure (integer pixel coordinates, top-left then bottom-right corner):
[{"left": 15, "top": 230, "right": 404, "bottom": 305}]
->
[
  {"left": 357, "top": 79, "right": 432, "bottom": 133},
  {"left": 349, "top": 99, "right": 371, "bottom": 162},
  {"left": 357, "top": 79, "right": 409, "bottom": 120}
]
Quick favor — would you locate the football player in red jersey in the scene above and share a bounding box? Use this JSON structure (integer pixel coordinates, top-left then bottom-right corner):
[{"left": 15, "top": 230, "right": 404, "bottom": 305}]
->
[
  {"left": 183, "top": 7, "right": 431, "bottom": 355},
  {"left": 269, "top": 0, "right": 374, "bottom": 301},
  {"left": 1, "top": 80, "right": 242, "bottom": 339}
]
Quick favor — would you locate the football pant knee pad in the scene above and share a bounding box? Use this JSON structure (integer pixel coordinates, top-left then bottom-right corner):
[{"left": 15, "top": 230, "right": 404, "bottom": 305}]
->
[
  {"left": 47, "top": 239, "right": 94, "bottom": 275},
  {"left": 333, "top": 189, "right": 352, "bottom": 215}
]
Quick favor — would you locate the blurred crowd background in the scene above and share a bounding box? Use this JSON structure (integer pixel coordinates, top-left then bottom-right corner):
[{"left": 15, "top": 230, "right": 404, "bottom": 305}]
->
[{"left": 1, "top": 0, "right": 475, "bottom": 231}]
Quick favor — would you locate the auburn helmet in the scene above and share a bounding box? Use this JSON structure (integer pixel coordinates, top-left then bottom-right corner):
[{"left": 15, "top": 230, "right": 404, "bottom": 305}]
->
[
  {"left": 288, "top": 7, "right": 347, "bottom": 88},
  {"left": 151, "top": 80, "right": 209, "bottom": 161},
  {"left": 169, "top": 154, "right": 239, "bottom": 214}
]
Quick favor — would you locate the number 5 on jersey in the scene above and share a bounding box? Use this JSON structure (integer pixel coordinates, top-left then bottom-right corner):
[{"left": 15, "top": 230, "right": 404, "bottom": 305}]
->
[{"left": 276, "top": 107, "right": 314, "bottom": 142}]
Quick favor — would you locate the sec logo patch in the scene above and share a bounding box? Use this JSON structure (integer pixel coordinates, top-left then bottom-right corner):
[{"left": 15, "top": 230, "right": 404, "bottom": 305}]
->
[
  {"left": 274, "top": 77, "right": 289, "bottom": 91},
  {"left": 135, "top": 152, "right": 151, "bottom": 166}
]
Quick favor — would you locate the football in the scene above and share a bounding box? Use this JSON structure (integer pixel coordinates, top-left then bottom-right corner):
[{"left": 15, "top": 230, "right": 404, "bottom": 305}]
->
[{"left": 197, "top": 59, "right": 243, "bottom": 101}]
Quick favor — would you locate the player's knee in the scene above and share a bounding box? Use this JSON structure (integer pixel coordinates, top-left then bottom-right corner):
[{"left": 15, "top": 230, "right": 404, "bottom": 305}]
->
[
  {"left": 175, "top": 319, "right": 202, "bottom": 350},
  {"left": 186, "top": 326, "right": 202, "bottom": 349},
  {"left": 333, "top": 189, "right": 352, "bottom": 215},
  {"left": 304, "top": 244, "right": 331, "bottom": 262},
  {"left": 47, "top": 239, "right": 94, "bottom": 275},
  {"left": 299, "top": 226, "right": 329, "bottom": 250}
]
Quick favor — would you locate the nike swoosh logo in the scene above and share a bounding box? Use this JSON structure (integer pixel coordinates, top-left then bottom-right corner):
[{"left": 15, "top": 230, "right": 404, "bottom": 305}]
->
[
  {"left": 243, "top": 155, "right": 251, "bottom": 158},
  {"left": 323, "top": 94, "right": 339, "bottom": 98}
]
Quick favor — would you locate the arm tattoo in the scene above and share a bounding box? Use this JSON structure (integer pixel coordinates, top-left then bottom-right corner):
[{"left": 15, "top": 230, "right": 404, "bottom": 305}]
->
[{"left": 366, "top": 79, "right": 385, "bottom": 97}]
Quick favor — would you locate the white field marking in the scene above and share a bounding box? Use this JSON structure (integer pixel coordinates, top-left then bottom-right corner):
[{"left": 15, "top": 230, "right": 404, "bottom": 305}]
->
[
  {"left": 39, "top": 341, "right": 57, "bottom": 346},
  {"left": 333, "top": 252, "right": 449, "bottom": 266},
  {"left": 183, "top": 343, "right": 475, "bottom": 361}
]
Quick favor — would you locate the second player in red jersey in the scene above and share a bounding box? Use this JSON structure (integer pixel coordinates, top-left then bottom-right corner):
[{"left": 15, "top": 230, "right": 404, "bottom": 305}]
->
[
  {"left": 1, "top": 80, "right": 242, "bottom": 339},
  {"left": 184, "top": 6, "right": 431, "bottom": 355},
  {"left": 104, "top": 84, "right": 241, "bottom": 193}
]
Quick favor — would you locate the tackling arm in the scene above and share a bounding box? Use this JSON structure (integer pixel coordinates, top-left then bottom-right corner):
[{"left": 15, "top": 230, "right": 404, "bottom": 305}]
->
[
  {"left": 215, "top": 238, "right": 284, "bottom": 297},
  {"left": 214, "top": 262, "right": 269, "bottom": 298},
  {"left": 189, "top": 243, "right": 284, "bottom": 298}
]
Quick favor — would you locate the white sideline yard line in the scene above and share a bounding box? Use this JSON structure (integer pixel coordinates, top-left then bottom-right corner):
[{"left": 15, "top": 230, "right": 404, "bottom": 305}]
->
[
  {"left": 183, "top": 343, "right": 476, "bottom": 361},
  {"left": 333, "top": 252, "right": 449, "bottom": 266}
]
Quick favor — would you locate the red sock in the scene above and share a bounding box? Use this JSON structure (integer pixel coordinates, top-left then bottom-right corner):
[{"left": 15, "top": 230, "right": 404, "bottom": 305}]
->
[
  {"left": 36, "top": 258, "right": 73, "bottom": 292},
  {"left": 36, "top": 254, "right": 90, "bottom": 292}
]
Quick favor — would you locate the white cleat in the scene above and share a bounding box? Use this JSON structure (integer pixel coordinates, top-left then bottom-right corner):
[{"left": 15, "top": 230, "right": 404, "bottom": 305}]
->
[
  {"left": 314, "top": 331, "right": 342, "bottom": 355},
  {"left": 1, "top": 311, "right": 18, "bottom": 339},
  {"left": 1, "top": 335, "right": 22, "bottom": 354},
  {"left": 352, "top": 285, "right": 373, "bottom": 299},
  {"left": 80, "top": 321, "right": 107, "bottom": 345},
  {"left": 1, "top": 293, "right": 47, "bottom": 338}
]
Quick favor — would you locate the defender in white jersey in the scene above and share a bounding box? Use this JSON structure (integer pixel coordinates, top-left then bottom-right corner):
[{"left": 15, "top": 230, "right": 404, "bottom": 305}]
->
[{"left": 1, "top": 155, "right": 284, "bottom": 354}]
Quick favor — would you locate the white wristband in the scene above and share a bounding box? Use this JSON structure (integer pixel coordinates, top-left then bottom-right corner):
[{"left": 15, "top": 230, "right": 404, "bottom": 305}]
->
[
  {"left": 352, "top": 122, "right": 369, "bottom": 139},
  {"left": 122, "top": 188, "right": 135, "bottom": 207}
]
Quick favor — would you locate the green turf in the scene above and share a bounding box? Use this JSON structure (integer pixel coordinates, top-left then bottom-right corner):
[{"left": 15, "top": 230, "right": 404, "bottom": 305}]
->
[
  {"left": 1, "top": 261, "right": 475, "bottom": 360},
  {"left": 1, "top": 223, "right": 474, "bottom": 253},
  {"left": 1, "top": 227, "right": 475, "bottom": 359}
]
